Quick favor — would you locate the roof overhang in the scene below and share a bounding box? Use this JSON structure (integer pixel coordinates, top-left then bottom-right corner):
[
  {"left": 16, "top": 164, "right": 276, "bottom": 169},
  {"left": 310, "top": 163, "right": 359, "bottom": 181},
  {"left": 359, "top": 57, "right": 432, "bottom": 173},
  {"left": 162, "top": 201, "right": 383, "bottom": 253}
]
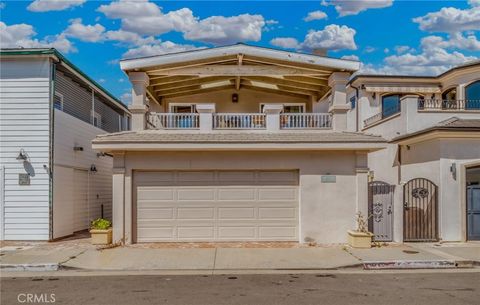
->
[
  {"left": 391, "top": 129, "right": 480, "bottom": 145},
  {"left": 364, "top": 85, "right": 441, "bottom": 94},
  {"left": 120, "top": 44, "right": 360, "bottom": 102}
]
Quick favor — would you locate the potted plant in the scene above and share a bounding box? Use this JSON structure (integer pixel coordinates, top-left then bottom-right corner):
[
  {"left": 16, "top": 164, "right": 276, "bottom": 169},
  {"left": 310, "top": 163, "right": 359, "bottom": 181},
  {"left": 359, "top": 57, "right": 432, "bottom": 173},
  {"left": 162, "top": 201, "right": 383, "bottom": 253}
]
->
[
  {"left": 90, "top": 218, "right": 112, "bottom": 245},
  {"left": 347, "top": 212, "right": 374, "bottom": 248}
]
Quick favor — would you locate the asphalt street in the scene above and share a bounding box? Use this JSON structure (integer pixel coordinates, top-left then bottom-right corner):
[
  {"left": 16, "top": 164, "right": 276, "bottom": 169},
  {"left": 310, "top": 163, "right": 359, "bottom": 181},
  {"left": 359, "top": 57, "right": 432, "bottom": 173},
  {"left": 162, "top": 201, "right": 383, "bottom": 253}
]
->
[{"left": 1, "top": 271, "right": 480, "bottom": 305}]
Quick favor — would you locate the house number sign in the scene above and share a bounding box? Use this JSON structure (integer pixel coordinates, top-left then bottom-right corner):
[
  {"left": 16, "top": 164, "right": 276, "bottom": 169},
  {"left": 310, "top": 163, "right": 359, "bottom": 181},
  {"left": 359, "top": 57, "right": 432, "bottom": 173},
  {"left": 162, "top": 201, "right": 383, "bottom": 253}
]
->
[{"left": 18, "top": 173, "right": 30, "bottom": 185}]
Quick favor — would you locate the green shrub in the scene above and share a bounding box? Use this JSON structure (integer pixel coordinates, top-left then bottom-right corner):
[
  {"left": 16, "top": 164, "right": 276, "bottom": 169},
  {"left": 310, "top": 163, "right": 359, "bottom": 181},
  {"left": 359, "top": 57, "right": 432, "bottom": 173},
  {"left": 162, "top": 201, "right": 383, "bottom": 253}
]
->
[{"left": 91, "top": 218, "right": 111, "bottom": 230}]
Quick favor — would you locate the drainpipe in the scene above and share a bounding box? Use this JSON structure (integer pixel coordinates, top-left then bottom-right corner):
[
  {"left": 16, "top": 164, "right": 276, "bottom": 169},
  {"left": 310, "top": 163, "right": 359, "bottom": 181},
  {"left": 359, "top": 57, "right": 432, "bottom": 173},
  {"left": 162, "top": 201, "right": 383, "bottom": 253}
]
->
[{"left": 350, "top": 84, "right": 360, "bottom": 132}]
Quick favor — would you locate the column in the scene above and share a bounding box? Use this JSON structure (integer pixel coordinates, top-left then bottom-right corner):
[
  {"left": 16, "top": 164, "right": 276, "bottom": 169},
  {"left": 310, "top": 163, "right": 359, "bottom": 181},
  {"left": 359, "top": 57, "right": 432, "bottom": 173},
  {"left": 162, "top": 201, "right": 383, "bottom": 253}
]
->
[
  {"left": 328, "top": 72, "right": 350, "bottom": 131},
  {"left": 355, "top": 152, "right": 369, "bottom": 217},
  {"left": 128, "top": 72, "right": 149, "bottom": 131},
  {"left": 263, "top": 104, "right": 284, "bottom": 131},
  {"left": 196, "top": 103, "right": 216, "bottom": 132},
  {"left": 112, "top": 153, "right": 125, "bottom": 244}
]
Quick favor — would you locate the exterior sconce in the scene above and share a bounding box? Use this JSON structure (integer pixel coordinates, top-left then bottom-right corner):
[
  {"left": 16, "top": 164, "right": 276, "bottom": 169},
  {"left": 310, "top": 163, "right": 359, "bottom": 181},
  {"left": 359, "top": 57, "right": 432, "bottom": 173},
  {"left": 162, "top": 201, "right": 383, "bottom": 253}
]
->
[
  {"left": 450, "top": 162, "right": 456, "bottom": 180},
  {"left": 232, "top": 93, "right": 239, "bottom": 103},
  {"left": 90, "top": 164, "right": 97, "bottom": 173},
  {"left": 73, "top": 146, "right": 84, "bottom": 151},
  {"left": 16, "top": 149, "right": 29, "bottom": 161}
]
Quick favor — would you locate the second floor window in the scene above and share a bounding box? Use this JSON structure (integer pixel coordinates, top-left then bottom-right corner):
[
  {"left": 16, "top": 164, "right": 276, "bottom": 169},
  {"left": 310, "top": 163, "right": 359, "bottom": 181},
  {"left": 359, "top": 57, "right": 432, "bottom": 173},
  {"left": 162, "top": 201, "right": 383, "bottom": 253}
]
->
[
  {"left": 54, "top": 92, "right": 63, "bottom": 111},
  {"left": 91, "top": 111, "right": 102, "bottom": 128},
  {"left": 466, "top": 80, "right": 480, "bottom": 110},
  {"left": 382, "top": 94, "right": 401, "bottom": 118},
  {"left": 170, "top": 103, "right": 196, "bottom": 113},
  {"left": 350, "top": 96, "right": 356, "bottom": 109},
  {"left": 442, "top": 87, "right": 457, "bottom": 101}
]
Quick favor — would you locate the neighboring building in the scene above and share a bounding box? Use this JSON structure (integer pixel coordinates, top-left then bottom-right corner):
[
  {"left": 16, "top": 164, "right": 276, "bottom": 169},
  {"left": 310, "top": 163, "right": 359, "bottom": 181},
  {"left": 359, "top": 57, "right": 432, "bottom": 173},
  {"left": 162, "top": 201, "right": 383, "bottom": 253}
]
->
[
  {"left": 93, "top": 44, "right": 388, "bottom": 244},
  {"left": 0, "top": 48, "right": 130, "bottom": 241},
  {"left": 347, "top": 61, "right": 480, "bottom": 243}
]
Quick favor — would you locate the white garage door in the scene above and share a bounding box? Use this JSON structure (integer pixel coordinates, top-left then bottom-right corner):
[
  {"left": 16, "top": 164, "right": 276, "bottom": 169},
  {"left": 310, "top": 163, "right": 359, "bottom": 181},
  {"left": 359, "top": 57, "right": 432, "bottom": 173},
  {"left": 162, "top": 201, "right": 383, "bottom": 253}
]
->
[{"left": 134, "top": 170, "right": 299, "bottom": 242}]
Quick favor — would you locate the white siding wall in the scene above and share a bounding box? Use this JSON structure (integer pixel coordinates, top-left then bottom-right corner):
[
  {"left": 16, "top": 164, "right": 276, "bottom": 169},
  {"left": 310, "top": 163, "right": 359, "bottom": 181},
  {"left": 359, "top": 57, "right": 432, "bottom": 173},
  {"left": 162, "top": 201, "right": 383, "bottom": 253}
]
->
[
  {"left": 0, "top": 58, "right": 52, "bottom": 240},
  {"left": 52, "top": 109, "right": 113, "bottom": 238}
]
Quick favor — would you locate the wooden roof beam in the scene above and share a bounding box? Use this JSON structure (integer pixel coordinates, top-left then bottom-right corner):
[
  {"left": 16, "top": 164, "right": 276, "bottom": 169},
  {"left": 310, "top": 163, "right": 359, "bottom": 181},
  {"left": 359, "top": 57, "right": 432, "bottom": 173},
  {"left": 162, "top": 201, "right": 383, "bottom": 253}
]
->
[
  {"left": 158, "top": 84, "right": 234, "bottom": 99},
  {"left": 243, "top": 76, "right": 327, "bottom": 90},
  {"left": 151, "top": 76, "right": 231, "bottom": 91},
  {"left": 241, "top": 84, "right": 311, "bottom": 99},
  {"left": 148, "top": 65, "right": 328, "bottom": 76}
]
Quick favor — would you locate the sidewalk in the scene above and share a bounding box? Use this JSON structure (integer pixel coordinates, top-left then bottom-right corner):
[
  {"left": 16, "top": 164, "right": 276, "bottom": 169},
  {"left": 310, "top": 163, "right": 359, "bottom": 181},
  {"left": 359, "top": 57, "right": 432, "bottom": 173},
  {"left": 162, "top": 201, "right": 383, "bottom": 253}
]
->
[{"left": 1, "top": 237, "right": 479, "bottom": 273}]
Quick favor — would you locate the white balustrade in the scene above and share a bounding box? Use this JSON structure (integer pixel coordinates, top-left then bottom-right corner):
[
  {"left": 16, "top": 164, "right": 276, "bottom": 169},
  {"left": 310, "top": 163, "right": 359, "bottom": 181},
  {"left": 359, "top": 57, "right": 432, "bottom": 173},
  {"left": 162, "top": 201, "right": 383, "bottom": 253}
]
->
[
  {"left": 147, "top": 113, "right": 199, "bottom": 129},
  {"left": 213, "top": 113, "right": 266, "bottom": 129},
  {"left": 280, "top": 113, "right": 332, "bottom": 129}
]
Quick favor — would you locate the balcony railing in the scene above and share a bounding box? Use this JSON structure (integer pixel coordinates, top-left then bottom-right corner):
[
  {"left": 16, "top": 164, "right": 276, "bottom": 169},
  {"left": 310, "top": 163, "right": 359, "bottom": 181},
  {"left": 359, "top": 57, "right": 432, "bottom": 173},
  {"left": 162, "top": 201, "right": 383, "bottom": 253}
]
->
[
  {"left": 363, "top": 104, "right": 401, "bottom": 128},
  {"left": 213, "top": 113, "right": 266, "bottom": 129},
  {"left": 147, "top": 113, "right": 200, "bottom": 129},
  {"left": 280, "top": 113, "right": 332, "bottom": 129},
  {"left": 418, "top": 99, "right": 480, "bottom": 111}
]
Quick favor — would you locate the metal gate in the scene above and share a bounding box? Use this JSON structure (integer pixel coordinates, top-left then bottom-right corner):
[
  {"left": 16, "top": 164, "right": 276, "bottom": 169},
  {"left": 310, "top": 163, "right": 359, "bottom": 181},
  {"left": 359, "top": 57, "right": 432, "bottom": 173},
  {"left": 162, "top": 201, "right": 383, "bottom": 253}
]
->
[
  {"left": 467, "top": 185, "right": 480, "bottom": 240},
  {"left": 403, "top": 178, "right": 438, "bottom": 242},
  {"left": 368, "top": 181, "right": 394, "bottom": 241}
]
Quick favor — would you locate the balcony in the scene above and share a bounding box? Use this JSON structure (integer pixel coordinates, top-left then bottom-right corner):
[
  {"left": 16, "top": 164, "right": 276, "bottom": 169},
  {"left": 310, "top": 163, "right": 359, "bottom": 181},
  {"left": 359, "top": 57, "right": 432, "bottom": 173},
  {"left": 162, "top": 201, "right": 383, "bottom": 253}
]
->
[
  {"left": 363, "top": 104, "right": 401, "bottom": 128},
  {"left": 147, "top": 112, "right": 332, "bottom": 131},
  {"left": 418, "top": 99, "right": 480, "bottom": 111}
]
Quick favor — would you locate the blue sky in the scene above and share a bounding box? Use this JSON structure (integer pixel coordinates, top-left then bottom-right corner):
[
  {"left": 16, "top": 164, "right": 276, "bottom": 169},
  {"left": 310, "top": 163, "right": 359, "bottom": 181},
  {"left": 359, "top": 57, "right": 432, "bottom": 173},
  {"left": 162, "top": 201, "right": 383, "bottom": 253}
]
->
[{"left": 1, "top": 0, "right": 479, "bottom": 104}]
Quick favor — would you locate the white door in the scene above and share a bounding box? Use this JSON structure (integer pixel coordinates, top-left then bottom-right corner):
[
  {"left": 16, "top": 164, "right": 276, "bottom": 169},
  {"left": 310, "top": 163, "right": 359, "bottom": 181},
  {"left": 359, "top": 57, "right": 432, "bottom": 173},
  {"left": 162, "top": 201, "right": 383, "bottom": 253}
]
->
[
  {"left": 134, "top": 170, "right": 299, "bottom": 242},
  {"left": 53, "top": 166, "right": 74, "bottom": 239},
  {"left": 73, "top": 169, "right": 89, "bottom": 232}
]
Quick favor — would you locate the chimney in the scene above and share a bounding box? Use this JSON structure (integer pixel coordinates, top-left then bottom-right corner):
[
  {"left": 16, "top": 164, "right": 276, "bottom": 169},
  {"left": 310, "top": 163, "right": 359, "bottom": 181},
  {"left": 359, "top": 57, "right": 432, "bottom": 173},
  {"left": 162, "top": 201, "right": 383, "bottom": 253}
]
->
[{"left": 313, "top": 48, "right": 328, "bottom": 56}]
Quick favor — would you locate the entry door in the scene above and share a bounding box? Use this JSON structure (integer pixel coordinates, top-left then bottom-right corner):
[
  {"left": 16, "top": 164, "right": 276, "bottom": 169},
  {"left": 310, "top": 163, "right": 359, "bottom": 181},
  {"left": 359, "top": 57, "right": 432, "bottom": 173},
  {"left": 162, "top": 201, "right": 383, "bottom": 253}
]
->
[
  {"left": 403, "top": 178, "right": 438, "bottom": 242},
  {"left": 73, "top": 169, "right": 89, "bottom": 232},
  {"left": 467, "top": 185, "right": 480, "bottom": 240},
  {"left": 368, "top": 181, "right": 394, "bottom": 241}
]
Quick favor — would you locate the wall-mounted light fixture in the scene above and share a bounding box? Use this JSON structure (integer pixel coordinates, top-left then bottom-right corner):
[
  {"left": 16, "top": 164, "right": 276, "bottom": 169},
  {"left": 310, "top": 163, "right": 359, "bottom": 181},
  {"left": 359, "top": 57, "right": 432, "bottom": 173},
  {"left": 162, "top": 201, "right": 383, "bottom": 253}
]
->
[
  {"left": 16, "top": 149, "right": 29, "bottom": 161},
  {"left": 73, "top": 146, "right": 84, "bottom": 151},
  {"left": 232, "top": 93, "right": 239, "bottom": 103},
  {"left": 450, "top": 162, "right": 457, "bottom": 180},
  {"left": 90, "top": 164, "right": 97, "bottom": 173}
]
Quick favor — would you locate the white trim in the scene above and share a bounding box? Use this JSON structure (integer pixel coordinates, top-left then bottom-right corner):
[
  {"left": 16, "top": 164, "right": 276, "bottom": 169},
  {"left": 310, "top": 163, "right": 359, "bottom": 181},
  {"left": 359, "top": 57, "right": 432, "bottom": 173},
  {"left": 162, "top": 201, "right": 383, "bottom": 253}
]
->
[
  {"left": 259, "top": 103, "right": 306, "bottom": 113},
  {"left": 120, "top": 44, "right": 360, "bottom": 72}
]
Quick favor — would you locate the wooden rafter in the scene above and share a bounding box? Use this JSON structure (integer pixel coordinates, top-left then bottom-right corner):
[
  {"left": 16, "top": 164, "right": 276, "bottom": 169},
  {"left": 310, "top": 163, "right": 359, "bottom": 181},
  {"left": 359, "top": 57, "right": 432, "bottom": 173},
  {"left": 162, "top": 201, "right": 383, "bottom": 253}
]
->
[
  {"left": 148, "top": 65, "right": 328, "bottom": 76},
  {"left": 146, "top": 55, "right": 238, "bottom": 74},
  {"left": 158, "top": 85, "right": 233, "bottom": 99},
  {"left": 148, "top": 75, "right": 198, "bottom": 83},
  {"left": 283, "top": 75, "right": 330, "bottom": 84},
  {"left": 242, "top": 55, "right": 335, "bottom": 74},
  {"left": 151, "top": 76, "right": 231, "bottom": 91},
  {"left": 243, "top": 76, "right": 326, "bottom": 91},
  {"left": 241, "top": 79, "right": 319, "bottom": 97},
  {"left": 241, "top": 84, "right": 310, "bottom": 99},
  {"left": 236, "top": 54, "right": 244, "bottom": 91}
]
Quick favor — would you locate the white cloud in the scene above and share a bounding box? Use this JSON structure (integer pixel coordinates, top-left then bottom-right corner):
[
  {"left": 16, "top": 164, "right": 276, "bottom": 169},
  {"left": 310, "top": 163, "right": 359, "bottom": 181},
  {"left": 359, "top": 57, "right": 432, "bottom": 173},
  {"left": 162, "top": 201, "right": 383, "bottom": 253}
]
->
[
  {"left": 322, "top": 0, "right": 393, "bottom": 17},
  {"left": 0, "top": 21, "right": 75, "bottom": 53},
  {"left": 64, "top": 18, "right": 105, "bottom": 42},
  {"left": 27, "top": 0, "right": 86, "bottom": 12},
  {"left": 301, "top": 24, "right": 357, "bottom": 51},
  {"left": 341, "top": 54, "right": 359, "bottom": 61},
  {"left": 384, "top": 48, "right": 390, "bottom": 53},
  {"left": 98, "top": 1, "right": 268, "bottom": 45},
  {"left": 413, "top": 5, "right": 480, "bottom": 32},
  {"left": 364, "top": 46, "right": 376, "bottom": 53},
  {"left": 122, "top": 41, "right": 200, "bottom": 59},
  {"left": 104, "top": 30, "right": 155, "bottom": 46},
  {"left": 270, "top": 37, "right": 299, "bottom": 49},
  {"left": 304, "top": 10, "right": 328, "bottom": 22},
  {"left": 394, "top": 45, "right": 414, "bottom": 54},
  {"left": 421, "top": 33, "right": 480, "bottom": 51},
  {"left": 120, "top": 92, "right": 132, "bottom": 105},
  {"left": 183, "top": 14, "right": 265, "bottom": 45}
]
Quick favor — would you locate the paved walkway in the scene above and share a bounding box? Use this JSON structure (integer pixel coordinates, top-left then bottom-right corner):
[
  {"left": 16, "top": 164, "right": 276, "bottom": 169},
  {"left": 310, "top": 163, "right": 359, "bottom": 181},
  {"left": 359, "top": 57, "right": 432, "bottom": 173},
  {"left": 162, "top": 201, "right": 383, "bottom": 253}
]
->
[{"left": 1, "top": 237, "right": 479, "bottom": 273}]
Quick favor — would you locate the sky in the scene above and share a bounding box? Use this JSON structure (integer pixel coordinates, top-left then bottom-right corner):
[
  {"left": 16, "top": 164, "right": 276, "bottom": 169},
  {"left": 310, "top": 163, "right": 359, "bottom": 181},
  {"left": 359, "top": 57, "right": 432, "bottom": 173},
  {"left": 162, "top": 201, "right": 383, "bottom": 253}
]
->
[{"left": 1, "top": 0, "right": 479, "bottom": 104}]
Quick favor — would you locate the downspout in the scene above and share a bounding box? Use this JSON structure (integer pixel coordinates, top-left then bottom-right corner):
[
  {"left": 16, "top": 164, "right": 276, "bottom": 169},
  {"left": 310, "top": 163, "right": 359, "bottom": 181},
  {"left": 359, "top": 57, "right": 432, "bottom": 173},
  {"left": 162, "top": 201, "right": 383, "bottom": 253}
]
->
[
  {"left": 350, "top": 84, "right": 360, "bottom": 132},
  {"left": 49, "top": 60, "right": 57, "bottom": 240}
]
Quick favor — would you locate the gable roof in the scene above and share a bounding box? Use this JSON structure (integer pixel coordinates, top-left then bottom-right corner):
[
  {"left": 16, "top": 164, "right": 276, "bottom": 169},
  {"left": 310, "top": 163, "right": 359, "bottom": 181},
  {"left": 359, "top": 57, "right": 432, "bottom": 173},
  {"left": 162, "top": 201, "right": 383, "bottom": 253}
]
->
[
  {"left": 0, "top": 48, "right": 129, "bottom": 113},
  {"left": 120, "top": 43, "right": 360, "bottom": 72}
]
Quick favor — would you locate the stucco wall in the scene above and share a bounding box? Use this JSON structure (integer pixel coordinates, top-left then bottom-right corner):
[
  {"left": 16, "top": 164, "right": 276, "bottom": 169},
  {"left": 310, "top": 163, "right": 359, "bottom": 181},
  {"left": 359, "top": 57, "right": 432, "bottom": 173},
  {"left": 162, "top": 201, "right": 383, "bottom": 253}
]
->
[
  {"left": 115, "top": 150, "right": 366, "bottom": 244},
  {"left": 164, "top": 88, "right": 311, "bottom": 113}
]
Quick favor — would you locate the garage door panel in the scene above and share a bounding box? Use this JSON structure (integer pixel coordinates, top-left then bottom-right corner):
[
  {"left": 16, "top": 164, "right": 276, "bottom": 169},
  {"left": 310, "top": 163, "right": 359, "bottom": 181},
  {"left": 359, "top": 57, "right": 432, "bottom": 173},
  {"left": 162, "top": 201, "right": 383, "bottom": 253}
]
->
[
  {"left": 177, "top": 188, "right": 215, "bottom": 201},
  {"left": 177, "top": 226, "right": 214, "bottom": 239},
  {"left": 177, "top": 208, "right": 214, "bottom": 219},
  {"left": 135, "top": 170, "right": 298, "bottom": 242},
  {"left": 258, "top": 188, "right": 297, "bottom": 201},
  {"left": 137, "top": 208, "right": 174, "bottom": 219},
  {"left": 218, "top": 207, "right": 255, "bottom": 219},
  {"left": 218, "top": 227, "right": 256, "bottom": 238},
  {"left": 217, "top": 188, "right": 256, "bottom": 201},
  {"left": 135, "top": 172, "right": 174, "bottom": 184}
]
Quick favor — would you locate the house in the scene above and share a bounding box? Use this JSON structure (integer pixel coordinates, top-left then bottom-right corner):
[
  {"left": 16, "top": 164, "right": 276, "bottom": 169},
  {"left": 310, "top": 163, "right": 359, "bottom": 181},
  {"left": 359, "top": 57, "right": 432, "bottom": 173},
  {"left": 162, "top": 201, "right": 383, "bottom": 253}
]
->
[
  {"left": 0, "top": 48, "right": 130, "bottom": 241},
  {"left": 347, "top": 61, "right": 480, "bottom": 242},
  {"left": 92, "top": 44, "right": 388, "bottom": 244}
]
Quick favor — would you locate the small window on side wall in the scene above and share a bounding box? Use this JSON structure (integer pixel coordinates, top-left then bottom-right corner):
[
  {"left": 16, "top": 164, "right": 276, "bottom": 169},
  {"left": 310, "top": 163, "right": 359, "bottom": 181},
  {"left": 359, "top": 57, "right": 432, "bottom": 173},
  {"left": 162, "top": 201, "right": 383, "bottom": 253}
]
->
[
  {"left": 91, "top": 111, "right": 102, "bottom": 128},
  {"left": 350, "top": 96, "right": 356, "bottom": 109},
  {"left": 54, "top": 92, "right": 63, "bottom": 111},
  {"left": 465, "top": 80, "right": 480, "bottom": 109},
  {"left": 381, "top": 94, "right": 401, "bottom": 118}
]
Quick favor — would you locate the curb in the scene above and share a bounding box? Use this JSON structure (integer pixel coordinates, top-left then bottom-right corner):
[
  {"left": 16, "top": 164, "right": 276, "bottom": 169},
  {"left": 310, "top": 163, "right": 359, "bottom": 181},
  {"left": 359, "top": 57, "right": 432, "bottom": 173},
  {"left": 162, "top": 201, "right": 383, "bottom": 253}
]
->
[
  {"left": 363, "top": 260, "right": 474, "bottom": 270},
  {"left": 0, "top": 263, "right": 59, "bottom": 272}
]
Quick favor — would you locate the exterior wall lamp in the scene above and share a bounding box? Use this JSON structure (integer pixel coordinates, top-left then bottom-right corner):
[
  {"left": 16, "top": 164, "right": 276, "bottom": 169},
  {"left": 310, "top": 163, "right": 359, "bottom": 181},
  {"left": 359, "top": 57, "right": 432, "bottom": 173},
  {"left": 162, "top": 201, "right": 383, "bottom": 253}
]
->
[
  {"left": 16, "top": 149, "right": 29, "bottom": 161},
  {"left": 90, "top": 164, "right": 97, "bottom": 173},
  {"left": 450, "top": 162, "right": 457, "bottom": 180}
]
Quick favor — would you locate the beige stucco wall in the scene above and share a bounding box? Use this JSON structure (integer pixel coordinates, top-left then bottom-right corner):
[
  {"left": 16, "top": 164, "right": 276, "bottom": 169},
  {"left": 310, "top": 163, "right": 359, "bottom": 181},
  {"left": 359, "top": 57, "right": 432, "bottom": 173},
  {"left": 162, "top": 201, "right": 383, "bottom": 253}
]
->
[
  {"left": 163, "top": 88, "right": 311, "bottom": 113},
  {"left": 112, "top": 150, "right": 368, "bottom": 244}
]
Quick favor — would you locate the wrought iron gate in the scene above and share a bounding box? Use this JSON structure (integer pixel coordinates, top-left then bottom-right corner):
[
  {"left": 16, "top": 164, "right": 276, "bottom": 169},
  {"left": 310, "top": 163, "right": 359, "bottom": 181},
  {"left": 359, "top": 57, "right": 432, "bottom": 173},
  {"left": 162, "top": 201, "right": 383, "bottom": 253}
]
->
[
  {"left": 467, "top": 185, "right": 480, "bottom": 241},
  {"left": 403, "top": 178, "right": 438, "bottom": 242},
  {"left": 368, "top": 181, "right": 394, "bottom": 241}
]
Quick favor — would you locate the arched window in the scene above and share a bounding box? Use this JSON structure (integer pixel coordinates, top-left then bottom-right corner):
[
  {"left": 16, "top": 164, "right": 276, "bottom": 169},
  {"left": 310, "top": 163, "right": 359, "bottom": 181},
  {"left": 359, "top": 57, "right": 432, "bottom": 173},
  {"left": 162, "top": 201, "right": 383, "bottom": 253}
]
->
[
  {"left": 442, "top": 87, "right": 457, "bottom": 101},
  {"left": 465, "top": 80, "right": 480, "bottom": 109},
  {"left": 382, "top": 94, "right": 401, "bottom": 118}
]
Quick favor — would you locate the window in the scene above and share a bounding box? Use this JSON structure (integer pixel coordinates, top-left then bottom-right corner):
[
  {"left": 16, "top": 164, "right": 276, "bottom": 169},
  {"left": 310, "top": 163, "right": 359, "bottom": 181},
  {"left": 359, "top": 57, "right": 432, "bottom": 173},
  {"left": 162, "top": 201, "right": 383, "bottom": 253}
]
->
[
  {"left": 442, "top": 87, "right": 457, "bottom": 100},
  {"left": 260, "top": 103, "right": 305, "bottom": 113},
  {"left": 54, "top": 92, "right": 63, "bottom": 111},
  {"left": 465, "top": 80, "right": 480, "bottom": 110},
  {"left": 381, "top": 94, "right": 401, "bottom": 118},
  {"left": 350, "top": 96, "right": 356, "bottom": 109},
  {"left": 91, "top": 111, "right": 102, "bottom": 128},
  {"left": 169, "top": 103, "right": 196, "bottom": 113}
]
